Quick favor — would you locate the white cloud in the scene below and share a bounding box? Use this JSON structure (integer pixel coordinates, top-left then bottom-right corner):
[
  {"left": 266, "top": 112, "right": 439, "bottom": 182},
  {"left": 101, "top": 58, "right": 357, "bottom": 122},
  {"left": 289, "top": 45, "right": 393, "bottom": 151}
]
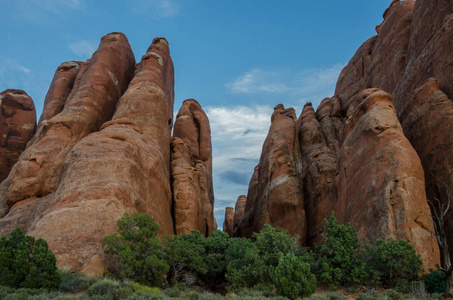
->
[
  {"left": 225, "top": 63, "right": 344, "bottom": 109},
  {"left": 226, "top": 69, "right": 289, "bottom": 94},
  {"left": 206, "top": 105, "right": 271, "bottom": 170},
  {"left": 0, "top": 57, "right": 31, "bottom": 75},
  {"left": 5, "top": 0, "right": 83, "bottom": 20},
  {"left": 206, "top": 105, "right": 273, "bottom": 227},
  {"left": 130, "top": 0, "right": 180, "bottom": 18},
  {"left": 69, "top": 40, "right": 97, "bottom": 58}
]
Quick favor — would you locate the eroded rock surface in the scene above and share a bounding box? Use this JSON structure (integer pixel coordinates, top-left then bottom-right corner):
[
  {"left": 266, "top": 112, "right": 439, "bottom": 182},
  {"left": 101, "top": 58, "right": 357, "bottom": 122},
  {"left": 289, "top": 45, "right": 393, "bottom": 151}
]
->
[
  {"left": 3, "top": 32, "right": 136, "bottom": 207},
  {"left": 0, "top": 34, "right": 216, "bottom": 275},
  {"left": 171, "top": 99, "right": 216, "bottom": 236},
  {"left": 334, "top": 89, "right": 439, "bottom": 269},
  {"left": 235, "top": 104, "right": 307, "bottom": 241},
  {"left": 0, "top": 90, "right": 36, "bottom": 183}
]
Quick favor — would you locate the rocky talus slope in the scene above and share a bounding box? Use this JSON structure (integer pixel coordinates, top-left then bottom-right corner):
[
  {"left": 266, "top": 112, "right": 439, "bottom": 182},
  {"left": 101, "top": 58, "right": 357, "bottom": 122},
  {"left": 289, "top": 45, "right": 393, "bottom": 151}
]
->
[
  {"left": 0, "top": 33, "right": 215, "bottom": 275},
  {"left": 230, "top": 0, "right": 451, "bottom": 270}
]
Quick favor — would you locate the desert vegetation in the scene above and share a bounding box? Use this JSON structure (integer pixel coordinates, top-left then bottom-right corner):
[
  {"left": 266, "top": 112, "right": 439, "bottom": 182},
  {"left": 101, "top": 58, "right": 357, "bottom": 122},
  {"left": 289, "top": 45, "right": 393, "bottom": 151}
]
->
[{"left": 0, "top": 212, "right": 447, "bottom": 299}]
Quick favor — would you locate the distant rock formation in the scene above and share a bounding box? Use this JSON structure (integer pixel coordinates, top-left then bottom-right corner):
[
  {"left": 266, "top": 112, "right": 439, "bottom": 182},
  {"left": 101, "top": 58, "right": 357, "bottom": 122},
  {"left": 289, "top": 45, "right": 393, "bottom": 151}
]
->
[
  {"left": 232, "top": 0, "right": 447, "bottom": 270},
  {"left": 0, "top": 89, "right": 36, "bottom": 183},
  {"left": 234, "top": 104, "right": 307, "bottom": 242},
  {"left": 223, "top": 207, "right": 234, "bottom": 237},
  {"left": 0, "top": 33, "right": 216, "bottom": 275}
]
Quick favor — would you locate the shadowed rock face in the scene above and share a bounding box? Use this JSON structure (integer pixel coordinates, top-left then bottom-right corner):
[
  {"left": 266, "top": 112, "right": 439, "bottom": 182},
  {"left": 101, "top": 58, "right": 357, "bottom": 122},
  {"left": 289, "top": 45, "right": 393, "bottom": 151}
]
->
[
  {"left": 38, "top": 61, "right": 82, "bottom": 125},
  {"left": 334, "top": 0, "right": 453, "bottom": 263},
  {"left": 298, "top": 101, "right": 338, "bottom": 247},
  {"left": 334, "top": 89, "right": 439, "bottom": 269},
  {"left": 235, "top": 104, "right": 307, "bottom": 241},
  {"left": 0, "top": 90, "right": 36, "bottom": 183},
  {"left": 171, "top": 99, "right": 216, "bottom": 236},
  {"left": 223, "top": 207, "right": 234, "bottom": 237},
  {"left": 0, "top": 34, "right": 218, "bottom": 275}
]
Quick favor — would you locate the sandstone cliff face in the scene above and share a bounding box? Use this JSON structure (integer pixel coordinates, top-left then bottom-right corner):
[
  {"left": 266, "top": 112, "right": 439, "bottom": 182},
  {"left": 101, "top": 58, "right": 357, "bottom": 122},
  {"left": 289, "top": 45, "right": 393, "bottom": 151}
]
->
[
  {"left": 336, "top": 0, "right": 453, "bottom": 262},
  {"left": 0, "top": 34, "right": 216, "bottom": 275},
  {"left": 334, "top": 89, "right": 439, "bottom": 268},
  {"left": 171, "top": 99, "right": 216, "bottom": 236},
  {"left": 0, "top": 90, "right": 36, "bottom": 184},
  {"left": 234, "top": 104, "right": 307, "bottom": 242},
  {"left": 298, "top": 101, "right": 338, "bottom": 246},
  {"left": 3, "top": 33, "right": 136, "bottom": 207}
]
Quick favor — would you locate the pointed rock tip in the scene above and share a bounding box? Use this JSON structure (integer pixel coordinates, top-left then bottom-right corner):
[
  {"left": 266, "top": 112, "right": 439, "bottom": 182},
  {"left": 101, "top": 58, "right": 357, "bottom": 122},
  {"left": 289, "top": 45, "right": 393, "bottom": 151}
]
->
[
  {"left": 57, "top": 61, "right": 81, "bottom": 71},
  {"left": 274, "top": 103, "right": 285, "bottom": 110},
  {"left": 152, "top": 37, "right": 169, "bottom": 46}
]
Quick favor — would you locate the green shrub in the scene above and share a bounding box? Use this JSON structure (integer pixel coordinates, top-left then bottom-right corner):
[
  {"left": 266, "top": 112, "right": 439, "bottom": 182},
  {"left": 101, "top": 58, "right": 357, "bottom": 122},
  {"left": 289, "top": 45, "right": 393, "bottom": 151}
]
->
[
  {"left": 87, "top": 278, "right": 135, "bottom": 300},
  {"left": 225, "top": 237, "right": 261, "bottom": 289},
  {"left": 365, "top": 238, "right": 423, "bottom": 288},
  {"left": 129, "top": 282, "right": 162, "bottom": 295},
  {"left": 422, "top": 268, "right": 446, "bottom": 294},
  {"left": 316, "top": 212, "right": 367, "bottom": 288},
  {"left": 103, "top": 213, "right": 169, "bottom": 286},
  {"left": 201, "top": 230, "right": 231, "bottom": 288},
  {"left": 271, "top": 252, "right": 316, "bottom": 299},
  {"left": 0, "top": 227, "right": 62, "bottom": 290},
  {"left": 162, "top": 231, "right": 207, "bottom": 286},
  {"left": 59, "top": 270, "right": 99, "bottom": 293},
  {"left": 163, "top": 286, "right": 181, "bottom": 298},
  {"left": 225, "top": 224, "right": 304, "bottom": 290}
]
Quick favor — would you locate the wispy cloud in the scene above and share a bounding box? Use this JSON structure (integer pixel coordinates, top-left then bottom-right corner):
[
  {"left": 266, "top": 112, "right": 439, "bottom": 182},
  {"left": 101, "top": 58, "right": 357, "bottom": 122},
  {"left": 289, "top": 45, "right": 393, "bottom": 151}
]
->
[
  {"left": 0, "top": 57, "right": 31, "bottom": 75},
  {"left": 130, "top": 0, "right": 180, "bottom": 18},
  {"left": 225, "top": 63, "right": 344, "bottom": 109},
  {"left": 4, "top": 0, "right": 83, "bottom": 21},
  {"left": 69, "top": 40, "right": 97, "bottom": 59},
  {"left": 226, "top": 69, "right": 289, "bottom": 94},
  {"left": 206, "top": 104, "right": 273, "bottom": 227}
]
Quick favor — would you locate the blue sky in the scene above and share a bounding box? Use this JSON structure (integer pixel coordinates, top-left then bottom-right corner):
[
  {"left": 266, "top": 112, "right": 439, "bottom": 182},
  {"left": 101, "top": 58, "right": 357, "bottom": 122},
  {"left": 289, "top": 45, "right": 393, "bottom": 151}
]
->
[{"left": 0, "top": 0, "right": 391, "bottom": 229}]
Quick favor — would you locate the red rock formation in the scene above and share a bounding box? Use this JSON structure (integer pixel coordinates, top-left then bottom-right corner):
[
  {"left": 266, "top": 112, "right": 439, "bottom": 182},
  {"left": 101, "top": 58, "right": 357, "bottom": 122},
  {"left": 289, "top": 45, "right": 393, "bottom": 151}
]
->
[
  {"left": 335, "top": 0, "right": 453, "bottom": 264},
  {"left": 38, "top": 61, "right": 82, "bottom": 125},
  {"left": 22, "top": 38, "right": 175, "bottom": 273},
  {"left": 171, "top": 99, "right": 216, "bottom": 236},
  {"left": 235, "top": 104, "right": 307, "bottom": 241},
  {"left": 336, "top": 0, "right": 414, "bottom": 113},
  {"left": 298, "top": 101, "right": 337, "bottom": 246},
  {"left": 233, "top": 195, "right": 246, "bottom": 230},
  {"left": 0, "top": 33, "right": 218, "bottom": 274},
  {"left": 3, "top": 32, "right": 136, "bottom": 207},
  {"left": 223, "top": 207, "right": 234, "bottom": 237},
  {"left": 0, "top": 90, "right": 36, "bottom": 183},
  {"left": 334, "top": 89, "right": 439, "bottom": 269}
]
